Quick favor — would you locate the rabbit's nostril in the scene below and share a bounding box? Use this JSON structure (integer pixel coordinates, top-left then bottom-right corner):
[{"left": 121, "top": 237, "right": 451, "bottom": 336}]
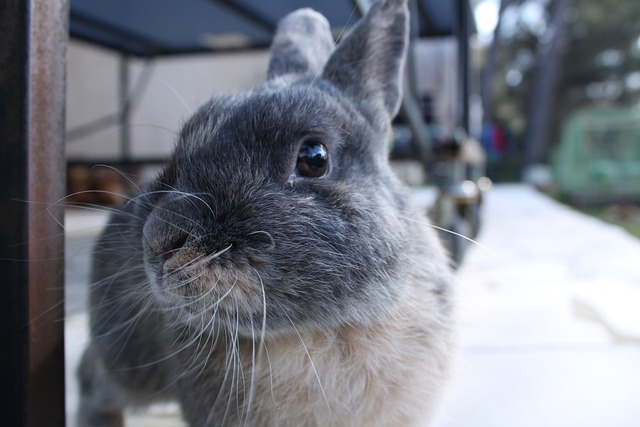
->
[{"left": 162, "top": 234, "right": 188, "bottom": 261}]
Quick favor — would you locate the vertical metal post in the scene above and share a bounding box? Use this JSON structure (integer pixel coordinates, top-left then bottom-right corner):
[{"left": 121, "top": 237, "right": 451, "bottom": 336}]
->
[
  {"left": 0, "top": 0, "right": 67, "bottom": 426},
  {"left": 455, "top": 0, "right": 471, "bottom": 133},
  {"left": 405, "top": 0, "right": 420, "bottom": 97},
  {"left": 403, "top": 0, "right": 431, "bottom": 161},
  {"left": 120, "top": 54, "right": 132, "bottom": 162}
]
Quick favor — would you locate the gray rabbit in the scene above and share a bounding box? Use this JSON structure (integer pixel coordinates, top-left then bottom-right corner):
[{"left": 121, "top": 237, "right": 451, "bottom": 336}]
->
[{"left": 76, "top": 0, "right": 455, "bottom": 426}]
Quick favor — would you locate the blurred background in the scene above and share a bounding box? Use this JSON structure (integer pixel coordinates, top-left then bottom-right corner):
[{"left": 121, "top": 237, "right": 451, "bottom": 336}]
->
[
  {"left": 65, "top": 0, "right": 640, "bottom": 242},
  {"left": 61, "top": 0, "right": 640, "bottom": 426},
  {"left": 475, "top": 0, "right": 640, "bottom": 208}
]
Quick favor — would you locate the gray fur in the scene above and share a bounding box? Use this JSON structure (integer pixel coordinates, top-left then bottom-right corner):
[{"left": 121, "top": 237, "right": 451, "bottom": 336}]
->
[
  {"left": 77, "top": 1, "right": 455, "bottom": 426},
  {"left": 267, "top": 8, "right": 334, "bottom": 79}
]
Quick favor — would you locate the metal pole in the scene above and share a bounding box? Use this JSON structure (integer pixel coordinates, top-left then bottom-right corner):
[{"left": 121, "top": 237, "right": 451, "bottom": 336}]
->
[
  {"left": 0, "top": 0, "right": 67, "bottom": 425},
  {"left": 455, "top": 0, "right": 471, "bottom": 133},
  {"left": 120, "top": 54, "right": 132, "bottom": 162}
]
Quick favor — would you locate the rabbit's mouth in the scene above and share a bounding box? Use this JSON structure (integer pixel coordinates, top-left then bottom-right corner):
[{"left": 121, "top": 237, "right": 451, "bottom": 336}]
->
[{"left": 149, "top": 246, "right": 268, "bottom": 328}]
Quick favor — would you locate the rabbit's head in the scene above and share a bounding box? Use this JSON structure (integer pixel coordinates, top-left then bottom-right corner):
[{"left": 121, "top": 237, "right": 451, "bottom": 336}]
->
[{"left": 139, "top": 0, "right": 419, "bottom": 336}]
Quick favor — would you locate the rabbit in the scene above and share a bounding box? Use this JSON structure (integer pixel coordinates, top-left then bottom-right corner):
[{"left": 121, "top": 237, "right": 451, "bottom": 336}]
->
[{"left": 76, "top": 0, "right": 455, "bottom": 426}]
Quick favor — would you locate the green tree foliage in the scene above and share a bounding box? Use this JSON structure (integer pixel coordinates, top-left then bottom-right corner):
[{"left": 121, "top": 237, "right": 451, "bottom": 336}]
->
[
  {"left": 481, "top": 0, "right": 640, "bottom": 168},
  {"left": 561, "top": 0, "right": 640, "bottom": 106}
]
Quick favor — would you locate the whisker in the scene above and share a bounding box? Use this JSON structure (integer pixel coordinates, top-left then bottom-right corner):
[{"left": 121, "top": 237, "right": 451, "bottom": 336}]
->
[
  {"left": 247, "top": 231, "right": 276, "bottom": 250},
  {"left": 277, "top": 302, "right": 330, "bottom": 410},
  {"left": 261, "top": 339, "right": 279, "bottom": 409},
  {"left": 199, "top": 244, "right": 233, "bottom": 265},
  {"left": 400, "top": 213, "right": 511, "bottom": 266},
  {"left": 90, "top": 164, "right": 143, "bottom": 194},
  {"left": 156, "top": 75, "right": 193, "bottom": 115}
]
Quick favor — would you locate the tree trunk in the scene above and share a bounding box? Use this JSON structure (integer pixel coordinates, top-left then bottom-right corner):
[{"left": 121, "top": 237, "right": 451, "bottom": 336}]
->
[
  {"left": 481, "top": 0, "right": 517, "bottom": 120},
  {"left": 523, "top": 0, "right": 572, "bottom": 170}
]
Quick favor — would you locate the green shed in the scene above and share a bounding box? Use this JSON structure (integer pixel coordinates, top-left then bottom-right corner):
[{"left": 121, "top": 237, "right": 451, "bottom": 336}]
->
[{"left": 554, "top": 106, "right": 640, "bottom": 204}]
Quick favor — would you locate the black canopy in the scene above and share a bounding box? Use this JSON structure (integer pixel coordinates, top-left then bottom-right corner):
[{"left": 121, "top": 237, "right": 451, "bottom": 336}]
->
[
  {"left": 69, "top": 0, "right": 462, "bottom": 57},
  {"left": 68, "top": 0, "right": 475, "bottom": 159}
]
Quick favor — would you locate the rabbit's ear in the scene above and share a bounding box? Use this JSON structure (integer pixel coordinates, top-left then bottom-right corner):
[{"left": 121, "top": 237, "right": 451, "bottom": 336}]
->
[
  {"left": 267, "top": 9, "right": 334, "bottom": 79},
  {"left": 323, "top": 0, "right": 408, "bottom": 119}
]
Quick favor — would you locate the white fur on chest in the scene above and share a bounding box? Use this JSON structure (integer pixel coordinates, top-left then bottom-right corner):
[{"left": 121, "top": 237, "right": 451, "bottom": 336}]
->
[{"left": 234, "top": 298, "right": 452, "bottom": 427}]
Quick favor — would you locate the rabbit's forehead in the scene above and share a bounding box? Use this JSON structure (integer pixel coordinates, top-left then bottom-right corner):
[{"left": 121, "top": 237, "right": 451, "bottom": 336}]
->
[{"left": 184, "top": 83, "right": 350, "bottom": 155}]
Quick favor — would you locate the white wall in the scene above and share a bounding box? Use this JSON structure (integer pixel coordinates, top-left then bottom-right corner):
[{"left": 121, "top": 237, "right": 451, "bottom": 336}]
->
[
  {"left": 66, "top": 37, "right": 458, "bottom": 160},
  {"left": 66, "top": 40, "right": 270, "bottom": 161},
  {"left": 412, "top": 37, "right": 458, "bottom": 136}
]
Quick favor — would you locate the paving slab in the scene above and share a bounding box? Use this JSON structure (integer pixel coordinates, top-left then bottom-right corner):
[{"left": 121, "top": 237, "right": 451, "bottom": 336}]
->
[{"left": 438, "top": 347, "right": 640, "bottom": 427}]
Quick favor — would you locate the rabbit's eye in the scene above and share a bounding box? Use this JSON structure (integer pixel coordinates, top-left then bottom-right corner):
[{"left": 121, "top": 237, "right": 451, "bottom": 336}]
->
[{"left": 296, "top": 141, "right": 328, "bottom": 178}]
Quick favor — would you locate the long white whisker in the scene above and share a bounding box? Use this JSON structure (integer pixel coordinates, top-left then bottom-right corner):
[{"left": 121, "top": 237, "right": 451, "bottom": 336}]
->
[
  {"left": 156, "top": 75, "right": 193, "bottom": 115},
  {"left": 400, "top": 214, "right": 511, "bottom": 265},
  {"left": 277, "top": 302, "right": 330, "bottom": 410},
  {"left": 91, "top": 164, "right": 142, "bottom": 194}
]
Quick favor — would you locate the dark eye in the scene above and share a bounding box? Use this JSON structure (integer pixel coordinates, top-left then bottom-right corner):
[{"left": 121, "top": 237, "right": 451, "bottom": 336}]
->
[{"left": 296, "top": 141, "right": 329, "bottom": 178}]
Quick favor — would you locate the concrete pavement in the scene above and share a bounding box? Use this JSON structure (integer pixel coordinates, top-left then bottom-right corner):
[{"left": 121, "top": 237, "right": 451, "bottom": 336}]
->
[
  {"left": 64, "top": 184, "right": 640, "bottom": 426},
  {"left": 438, "top": 184, "right": 640, "bottom": 427}
]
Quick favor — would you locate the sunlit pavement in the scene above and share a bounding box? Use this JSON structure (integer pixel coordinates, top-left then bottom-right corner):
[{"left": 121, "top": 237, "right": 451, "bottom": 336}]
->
[
  {"left": 438, "top": 184, "right": 640, "bottom": 427},
  {"left": 64, "top": 184, "right": 640, "bottom": 426}
]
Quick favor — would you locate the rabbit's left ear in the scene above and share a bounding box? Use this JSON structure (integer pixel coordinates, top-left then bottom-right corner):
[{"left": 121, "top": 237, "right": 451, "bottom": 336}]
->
[
  {"left": 323, "top": 0, "right": 409, "bottom": 119},
  {"left": 267, "top": 8, "right": 334, "bottom": 79}
]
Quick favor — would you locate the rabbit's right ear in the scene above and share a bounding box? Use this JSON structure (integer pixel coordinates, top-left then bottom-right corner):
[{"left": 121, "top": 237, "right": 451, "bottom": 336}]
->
[{"left": 267, "top": 9, "right": 334, "bottom": 79}]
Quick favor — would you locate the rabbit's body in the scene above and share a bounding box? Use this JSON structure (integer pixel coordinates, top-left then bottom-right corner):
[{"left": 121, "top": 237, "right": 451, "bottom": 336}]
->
[{"left": 77, "top": 1, "right": 455, "bottom": 426}]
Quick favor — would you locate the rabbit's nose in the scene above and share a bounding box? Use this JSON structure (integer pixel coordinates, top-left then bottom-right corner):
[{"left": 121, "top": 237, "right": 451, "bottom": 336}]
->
[{"left": 161, "top": 234, "right": 188, "bottom": 261}]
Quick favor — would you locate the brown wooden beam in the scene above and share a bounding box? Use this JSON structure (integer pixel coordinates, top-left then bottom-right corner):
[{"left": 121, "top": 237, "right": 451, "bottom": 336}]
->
[{"left": 0, "top": 1, "right": 68, "bottom": 426}]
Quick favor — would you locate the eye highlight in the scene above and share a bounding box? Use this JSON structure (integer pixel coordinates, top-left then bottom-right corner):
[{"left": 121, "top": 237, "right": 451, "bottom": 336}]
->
[{"left": 295, "top": 141, "right": 329, "bottom": 178}]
